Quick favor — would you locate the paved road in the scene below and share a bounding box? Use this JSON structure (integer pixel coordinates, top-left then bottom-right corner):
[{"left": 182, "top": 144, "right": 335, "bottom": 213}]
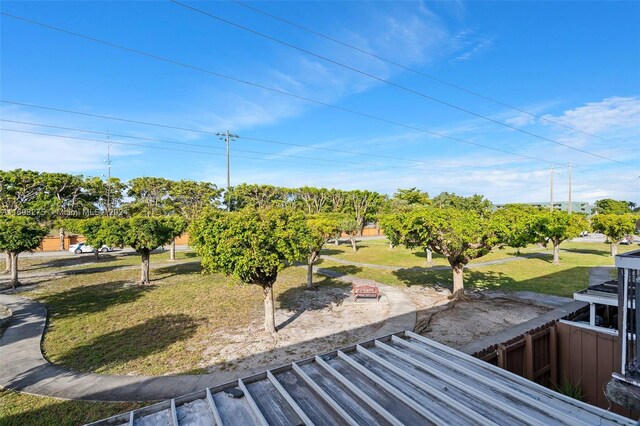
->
[
  {"left": 0, "top": 245, "right": 191, "bottom": 259},
  {"left": 0, "top": 272, "right": 414, "bottom": 402}
]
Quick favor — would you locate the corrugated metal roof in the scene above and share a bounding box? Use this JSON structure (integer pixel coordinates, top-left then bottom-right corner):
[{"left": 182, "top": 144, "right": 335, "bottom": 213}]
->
[{"left": 88, "top": 331, "right": 634, "bottom": 426}]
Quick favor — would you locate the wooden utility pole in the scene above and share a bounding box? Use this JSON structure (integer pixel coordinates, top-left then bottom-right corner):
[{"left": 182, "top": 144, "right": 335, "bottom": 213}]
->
[
  {"left": 216, "top": 130, "right": 238, "bottom": 211},
  {"left": 568, "top": 162, "right": 572, "bottom": 214}
]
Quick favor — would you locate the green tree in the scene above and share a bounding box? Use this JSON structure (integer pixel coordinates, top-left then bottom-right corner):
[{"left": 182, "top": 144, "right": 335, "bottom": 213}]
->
[
  {"left": 224, "top": 184, "right": 290, "bottom": 211},
  {"left": 345, "top": 190, "right": 385, "bottom": 235},
  {"left": 67, "top": 216, "right": 184, "bottom": 283},
  {"left": 84, "top": 176, "right": 126, "bottom": 217},
  {"left": 295, "top": 187, "right": 331, "bottom": 214},
  {"left": 168, "top": 180, "right": 222, "bottom": 222},
  {"left": 533, "top": 211, "right": 589, "bottom": 264},
  {"left": 394, "top": 188, "right": 430, "bottom": 206},
  {"left": 303, "top": 215, "right": 340, "bottom": 289},
  {"left": 0, "top": 169, "right": 42, "bottom": 214},
  {"left": 167, "top": 180, "right": 222, "bottom": 260},
  {"left": 379, "top": 213, "right": 406, "bottom": 249},
  {"left": 337, "top": 216, "right": 359, "bottom": 252},
  {"left": 491, "top": 204, "right": 540, "bottom": 254},
  {"left": 0, "top": 216, "right": 48, "bottom": 288},
  {"left": 432, "top": 192, "right": 493, "bottom": 217},
  {"left": 591, "top": 214, "right": 637, "bottom": 256},
  {"left": 125, "top": 216, "right": 186, "bottom": 284},
  {"left": 190, "top": 208, "right": 308, "bottom": 332},
  {"left": 401, "top": 208, "right": 497, "bottom": 299},
  {"left": 126, "top": 177, "right": 172, "bottom": 216},
  {"left": 593, "top": 199, "right": 632, "bottom": 215}
]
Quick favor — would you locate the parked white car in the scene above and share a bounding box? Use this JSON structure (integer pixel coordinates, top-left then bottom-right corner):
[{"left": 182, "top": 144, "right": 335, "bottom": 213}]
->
[{"left": 69, "top": 243, "right": 112, "bottom": 254}]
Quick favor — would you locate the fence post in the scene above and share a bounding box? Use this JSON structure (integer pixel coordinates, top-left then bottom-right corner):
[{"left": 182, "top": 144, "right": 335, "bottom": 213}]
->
[
  {"left": 550, "top": 325, "right": 558, "bottom": 385},
  {"left": 497, "top": 345, "right": 507, "bottom": 369},
  {"left": 524, "top": 334, "right": 534, "bottom": 380}
]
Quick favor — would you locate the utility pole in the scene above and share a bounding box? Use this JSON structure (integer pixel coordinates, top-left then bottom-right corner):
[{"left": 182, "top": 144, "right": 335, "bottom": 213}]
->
[
  {"left": 105, "top": 133, "right": 112, "bottom": 216},
  {"left": 568, "top": 162, "right": 572, "bottom": 214},
  {"left": 550, "top": 165, "right": 554, "bottom": 212},
  {"left": 216, "top": 130, "right": 238, "bottom": 211}
]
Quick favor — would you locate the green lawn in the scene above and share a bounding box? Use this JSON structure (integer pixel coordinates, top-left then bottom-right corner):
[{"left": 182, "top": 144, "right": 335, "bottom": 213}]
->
[
  {"left": 319, "top": 241, "right": 638, "bottom": 297},
  {"left": 322, "top": 238, "right": 541, "bottom": 268},
  {"left": 18, "top": 256, "right": 348, "bottom": 376},
  {"left": 0, "top": 390, "right": 145, "bottom": 426},
  {"left": 15, "top": 249, "right": 197, "bottom": 274}
]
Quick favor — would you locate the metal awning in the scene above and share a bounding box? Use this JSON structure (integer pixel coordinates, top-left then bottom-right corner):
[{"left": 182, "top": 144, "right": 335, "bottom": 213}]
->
[{"left": 89, "top": 330, "right": 634, "bottom": 426}]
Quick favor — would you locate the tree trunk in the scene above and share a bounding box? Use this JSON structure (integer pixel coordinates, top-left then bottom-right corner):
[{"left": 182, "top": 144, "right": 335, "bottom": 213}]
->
[
  {"left": 426, "top": 248, "right": 433, "bottom": 265},
  {"left": 170, "top": 238, "right": 176, "bottom": 261},
  {"left": 139, "top": 249, "right": 151, "bottom": 285},
  {"left": 350, "top": 236, "right": 357, "bottom": 252},
  {"left": 389, "top": 241, "right": 394, "bottom": 249},
  {"left": 451, "top": 264, "right": 464, "bottom": 299},
  {"left": 553, "top": 241, "right": 560, "bottom": 265},
  {"left": 263, "top": 284, "right": 276, "bottom": 333},
  {"left": 59, "top": 228, "right": 65, "bottom": 251},
  {"left": 334, "top": 234, "right": 340, "bottom": 246},
  {"left": 611, "top": 243, "right": 618, "bottom": 257},
  {"left": 307, "top": 263, "right": 314, "bottom": 289},
  {"left": 9, "top": 252, "right": 19, "bottom": 289},
  {"left": 3, "top": 253, "right": 10, "bottom": 274}
]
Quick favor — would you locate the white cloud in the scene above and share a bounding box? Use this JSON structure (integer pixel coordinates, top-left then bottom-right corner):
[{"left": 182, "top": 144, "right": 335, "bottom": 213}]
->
[
  {"left": 0, "top": 106, "right": 142, "bottom": 174},
  {"left": 541, "top": 96, "right": 640, "bottom": 135}
]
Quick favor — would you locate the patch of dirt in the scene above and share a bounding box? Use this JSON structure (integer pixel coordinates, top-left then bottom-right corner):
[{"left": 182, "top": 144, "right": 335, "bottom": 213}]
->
[
  {"left": 201, "top": 286, "right": 388, "bottom": 374},
  {"left": 406, "top": 287, "right": 551, "bottom": 349}
]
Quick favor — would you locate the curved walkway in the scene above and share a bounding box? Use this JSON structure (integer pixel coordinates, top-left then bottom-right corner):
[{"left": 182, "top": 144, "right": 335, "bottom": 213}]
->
[{"left": 0, "top": 274, "right": 415, "bottom": 402}]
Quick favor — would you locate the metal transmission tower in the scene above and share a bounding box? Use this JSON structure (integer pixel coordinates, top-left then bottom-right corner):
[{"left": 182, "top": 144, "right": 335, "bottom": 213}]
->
[
  {"left": 549, "top": 165, "right": 554, "bottom": 212},
  {"left": 216, "top": 130, "right": 238, "bottom": 211},
  {"left": 104, "top": 133, "right": 113, "bottom": 216}
]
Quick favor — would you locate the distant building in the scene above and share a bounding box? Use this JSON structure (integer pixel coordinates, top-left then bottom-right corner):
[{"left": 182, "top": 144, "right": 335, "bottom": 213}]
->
[{"left": 493, "top": 201, "right": 592, "bottom": 214}]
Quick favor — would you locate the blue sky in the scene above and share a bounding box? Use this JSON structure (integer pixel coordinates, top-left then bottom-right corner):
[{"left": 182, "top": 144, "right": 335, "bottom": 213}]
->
[{"left": 1, "top": 0, "right": 639, "bottom": 204}]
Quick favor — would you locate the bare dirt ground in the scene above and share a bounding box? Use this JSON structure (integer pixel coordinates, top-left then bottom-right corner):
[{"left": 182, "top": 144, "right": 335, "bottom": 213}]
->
[
  {"left": 200, "top": 285, "right": 389, "bottom": 375},
  {"left": 405, "top": 287, "right": 551, "bottom": 349}
]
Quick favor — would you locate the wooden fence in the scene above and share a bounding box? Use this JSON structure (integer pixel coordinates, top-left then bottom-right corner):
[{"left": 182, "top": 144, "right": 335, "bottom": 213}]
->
[{"left": 473, "top": 320, "right": 639, "bottom": 419}]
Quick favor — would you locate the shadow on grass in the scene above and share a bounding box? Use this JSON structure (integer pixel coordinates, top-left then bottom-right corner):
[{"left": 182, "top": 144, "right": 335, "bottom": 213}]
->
[
  {"left": 274, "top": 267, "right": 357, "bottom": 331},
  {"left": 152, "top": 261, "right": 202, "bottom": 281},
  {"left": 560, "top": 247, "right": 612, "bottom": 256},
  {"left": 319, "top": 248, "right": 344, "bottom": 256},
  {"left": 393, "top": 265, "right": 591, "bottom": 297},
  {"left": 39, "top": 281, "right": 153, "bottom": 319},
  {"left": 55, "top": 314, "right": 200, "bottom": 372}
]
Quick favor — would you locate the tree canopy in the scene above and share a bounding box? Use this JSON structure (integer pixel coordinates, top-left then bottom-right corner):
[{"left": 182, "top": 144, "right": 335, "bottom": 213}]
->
[
  {"left": 432, "top": 192, "right": 493, "bottom": 217},
  {"left": 401, "top": 207, "right": 497, "bottom": 298},
  {"left": 533, "top": 211, "right": 589, "bottom": 264},
  {"left": 303, "top": 214, "right": 340, "bottom": 289},
  {"left": 491, "top": 204, "right": 540, "bottom": 252},
  {"left": 591, "top": 213, "right": 637, "bottom": 256},
  {"left": 593, "top": 198, "right": 633, "bottom": 215},
  {"left": 0, "top": 216, "right": 48, "bottom": 288},
  {"left": 190, "top": 208, "right": 308, "bottom": 332}
]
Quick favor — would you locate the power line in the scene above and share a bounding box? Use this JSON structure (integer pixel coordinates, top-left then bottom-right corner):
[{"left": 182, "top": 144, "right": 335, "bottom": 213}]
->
[
  {"left": 1, "top": 117, "right": 489, "bottom": 168},
  {"left": 0, "top": 101, "right": 554, "bottom": 166},
  {"left": 170, "top": 0, "right": 633, "bottom": 167},
  {"left": 230, "top": 0, "right": 608, "bottom": 141},
  {"left": 0, "top": 120, "right": 396, "bottom": 168},
  {"left": 0, "top": 127, "right": 552, "bottom": 179},
  {"left": 0, "top": 12, "right": 560, "bottom": 165},
  {"left": 0, "top": 127, "right": 367, "bottom": 169}
]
